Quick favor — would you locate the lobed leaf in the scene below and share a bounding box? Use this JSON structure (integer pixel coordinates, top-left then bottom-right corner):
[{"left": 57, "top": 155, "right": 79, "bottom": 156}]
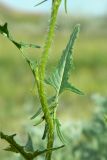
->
[
  {"left": 0, "top": 23, "right": 40, "bottom": 78},
  {"left": 3, "top": 133, "right": 19, "bottom": 153},
  {"left": 45, "top": 25, "right": 84, "bottom": 96},
  {"left": 0, "top": 23, "right": 40, "bottom": 50},
  {"left": 0, "top": 132, "right": 31, "bottom": 159}
]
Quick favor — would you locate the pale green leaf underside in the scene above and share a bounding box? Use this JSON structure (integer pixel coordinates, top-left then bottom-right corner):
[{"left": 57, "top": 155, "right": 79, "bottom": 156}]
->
[
  {"left": 46, "top": 25, "right": 83, "bottom": 95},
  {"left": 55, "top": 119, "right": 67, "bottom": 145}
]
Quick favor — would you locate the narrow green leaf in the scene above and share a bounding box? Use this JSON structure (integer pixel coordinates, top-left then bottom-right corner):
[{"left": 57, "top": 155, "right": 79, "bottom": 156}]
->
[
  {"left": 42, "top": 124, "right": 48, "bottom": 140},
  {"left": 33, "top": 145, "right": 65, "bottom": 157},
  {"left": 35, "top": 0, "right": 48, "bottom": 7},
  {"left": 55, "top": 119, "right": 67, "bottom": 145},
  {"left": 11, "top": 40, "right": 41, "bottom": 50},
  {"left": 31, "top": 108, "right": 42, "bottom": 120},
  {"left": 46, "top": 25, "right": 83, "bottom": 96},
  {"left": 31, "top": 95, "right": 57, "bottom": 120},
  {"left": 64, "top": 0, "right": 67, "bottom": 13},
  {"left": 51, "top": 144, "right": 65, "bottom": 151},
  {"left": 32, "top": 103, "right": 57, "bottom": 126},
  {"left": 26, "top": 59, "right": 37, "bottom": 77},
  {"left": 24, "top": 134, "right": 34, "bottom": 153},
  {"left": 0, "top": 23, "right": 40, "bottom": 50},
  {"left": 19, "top": 42, "right": 40, "bottom": 49},
  {"left": 33, "top": 116, "right": 44, "bottom": 126}
]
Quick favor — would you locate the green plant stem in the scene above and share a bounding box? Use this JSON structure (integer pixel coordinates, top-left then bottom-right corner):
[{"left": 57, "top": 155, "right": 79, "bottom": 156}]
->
[{"left": 38, "top": 0, "right": 62, "bottom": 160}]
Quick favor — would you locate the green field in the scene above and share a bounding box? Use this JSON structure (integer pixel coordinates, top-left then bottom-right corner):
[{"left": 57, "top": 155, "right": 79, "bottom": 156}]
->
[{"left": 0, "top": 5, "right": 107, "bottom": 159}]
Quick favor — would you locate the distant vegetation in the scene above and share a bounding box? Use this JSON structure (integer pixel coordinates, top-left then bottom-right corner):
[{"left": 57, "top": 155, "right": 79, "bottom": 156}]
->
[
  {"left": 0, "top": 4, "right": 107, "bottom": 36},
  {"left": 0, "top": 4, "right": 107, "bottom": 159}
]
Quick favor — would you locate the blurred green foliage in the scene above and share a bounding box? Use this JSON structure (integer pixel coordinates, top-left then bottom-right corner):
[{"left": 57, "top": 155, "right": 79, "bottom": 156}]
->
[
  {"left": 72, "top": 94, "right": 107, "bottom": 160},
  {"left": 0, "top": 4, "right": 107, "bottom": 159}
]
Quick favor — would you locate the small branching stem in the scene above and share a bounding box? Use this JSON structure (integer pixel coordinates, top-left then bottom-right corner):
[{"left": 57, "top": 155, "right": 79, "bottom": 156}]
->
[{"left": 38, "top": 0, "right": 62, "bottom": 160}]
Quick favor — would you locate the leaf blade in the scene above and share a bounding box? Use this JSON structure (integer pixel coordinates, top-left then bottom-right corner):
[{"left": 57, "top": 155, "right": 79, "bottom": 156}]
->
[
  {"left": 0, "top": 23, "right": 41, "bottom": 50},
  {"left": 46, "top": 25, "right": 83, "bottom": 96},
  {"left": 0, "top": 23, "right": 41, "bottom": 78}
]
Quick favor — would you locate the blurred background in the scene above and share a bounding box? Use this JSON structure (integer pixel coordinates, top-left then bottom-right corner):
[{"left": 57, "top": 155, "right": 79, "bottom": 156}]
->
[{"left": 0, "top": 0, "right": 107, "bottom": 159}]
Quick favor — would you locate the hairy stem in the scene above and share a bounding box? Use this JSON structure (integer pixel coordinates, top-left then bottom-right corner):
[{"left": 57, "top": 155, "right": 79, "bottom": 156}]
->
[{"left": 38, "top": 0, "right": 62, "bottom": 160}]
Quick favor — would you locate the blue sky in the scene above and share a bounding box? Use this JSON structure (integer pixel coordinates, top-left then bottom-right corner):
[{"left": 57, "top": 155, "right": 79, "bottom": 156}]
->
[{"left": 0, "top": 0, "right": 107, "bottom": 16}]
